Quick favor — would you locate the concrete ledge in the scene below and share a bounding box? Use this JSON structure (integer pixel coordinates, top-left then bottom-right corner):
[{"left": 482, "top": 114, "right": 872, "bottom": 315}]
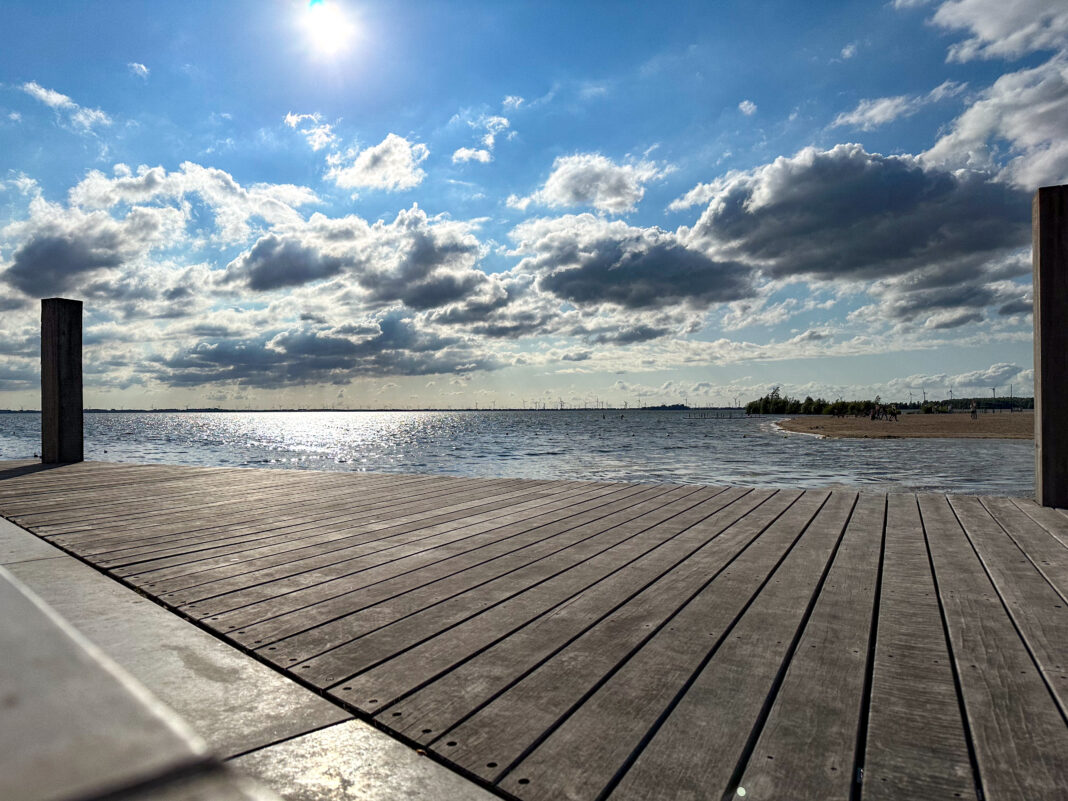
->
[
  {"left": 233, "top": 720, "right": 500, "bottom": 801},
  {"left": 0, "top": 516, "right": 351, "bottom": 758},
  {"left": 0, "top": 564, "right": 212, "bottom": 801}
]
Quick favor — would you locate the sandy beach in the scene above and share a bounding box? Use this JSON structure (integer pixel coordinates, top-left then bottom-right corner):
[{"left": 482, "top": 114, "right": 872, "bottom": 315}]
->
[{"left": 777, "top": 411, "right": 1033, "bottom": 439}]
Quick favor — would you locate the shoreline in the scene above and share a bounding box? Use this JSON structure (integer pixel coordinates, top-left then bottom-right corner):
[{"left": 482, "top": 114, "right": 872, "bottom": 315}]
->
[{"left": 776, "top": 411, "right": 1033, "bottom": 439}]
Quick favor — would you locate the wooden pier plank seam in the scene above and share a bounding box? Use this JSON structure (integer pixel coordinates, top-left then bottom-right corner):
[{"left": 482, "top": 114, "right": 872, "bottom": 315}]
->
[{"left": 1, "top": 460, "right": 1065, "bottom": 801}]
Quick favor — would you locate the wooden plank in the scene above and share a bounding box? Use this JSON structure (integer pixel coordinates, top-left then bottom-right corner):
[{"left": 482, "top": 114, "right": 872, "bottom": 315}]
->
[
  {"left": 861, "top": 494, "right": 975, "bottom": 800},
  {"left": 511, "top": 491, "right": 856, "bottom": 801},
  {"left": 152, "top": 482, "right": 610, "bottom": 615},
  {"left": 951, "top": 495, "right": 1068, "bottom": 712},
  {"left": 1009, "top": 496, "right": 1068, "bottom": 549},
  {"left": 45, "top": 473, "right": 478, "bottom": 547},
  {"left": 98, "top": 478, "right": 549, "bottom": 570},
  {"left": 921, "top": 494, "right": 1068, "bottom": 799},
  {"left": 72, "top": 476, "right": 525, "bottom": 561},
  {"left": 434, "top": 489, "right": 829, "bottom": 786},
  {"left": 130, "top": 482, "right": 596, "bottom": 594},
  {"left": 330, "top": 486, "right": 747, "bottom": 708},
  {"left": 74, "top": 477, "right": 531, "bottom": 567},
  {"left": 6, "top": 467, "right": 337, "bottom": 523},
  {"left": 214, "top": 483, "right": 666, "bottom": 642},
  {"left": 384, "top": 488, "right": 795, "bottom": 746},
  {"left": 266, "top": 485, "right": 707, "bottom": 682},
  {"left": 981, "top": 495, "right": 1068, "bottom": 597},
  {"left": 735, "top": 492, "right": 885, "bottom": 801}
]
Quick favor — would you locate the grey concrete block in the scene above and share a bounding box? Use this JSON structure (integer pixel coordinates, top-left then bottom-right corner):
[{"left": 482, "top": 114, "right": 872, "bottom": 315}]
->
[
  {"left": 6, "top": 555, "right": 351, "bottom": 758},
  {"left": 232, "top": 720, "right": 499, "bottom": 801},
  {"left": 0, "top": 515, "right": 65, "bottom": 565},
  {"left": 0, "top": 566, "right": 208, "bottom": 801},
  {"left": 124, "top": 766, "right": 283, "bottom": 801}
]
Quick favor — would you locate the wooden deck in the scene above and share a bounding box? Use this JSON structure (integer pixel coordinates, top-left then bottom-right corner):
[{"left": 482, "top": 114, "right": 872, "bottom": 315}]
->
[{"left": 1, "top": 460, "right": 1065, "bottom": 801}]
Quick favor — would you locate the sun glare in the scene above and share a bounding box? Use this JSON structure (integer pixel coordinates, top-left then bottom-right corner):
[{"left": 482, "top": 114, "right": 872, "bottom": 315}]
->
[{"left": 301, "top": 0, "right": 355, "bottom": 57}]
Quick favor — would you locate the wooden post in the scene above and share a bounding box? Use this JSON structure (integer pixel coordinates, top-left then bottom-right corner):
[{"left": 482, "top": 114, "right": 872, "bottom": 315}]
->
[
  {"left": 1034, "top": 186, "right": 1068, "bottom": 506},
  {"left": 41, "top": 298, "right": 83, "bottom": 464}
]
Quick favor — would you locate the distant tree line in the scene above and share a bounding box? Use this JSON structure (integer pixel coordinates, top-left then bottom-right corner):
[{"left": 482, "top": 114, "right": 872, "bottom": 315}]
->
[{"left": 746, "top": 387, "right": 1034, "bottom": 416}]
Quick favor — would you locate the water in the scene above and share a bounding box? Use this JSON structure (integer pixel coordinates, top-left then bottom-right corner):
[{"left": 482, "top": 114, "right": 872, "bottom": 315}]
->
[{"left": 0, "top": 410, "right": 1033, "bottom": 496}]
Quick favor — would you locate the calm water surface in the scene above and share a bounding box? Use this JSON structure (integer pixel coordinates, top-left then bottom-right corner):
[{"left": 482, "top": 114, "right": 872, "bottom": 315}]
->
[{"left": 0, "top": 410, "right": 1032, "bottom": 496}]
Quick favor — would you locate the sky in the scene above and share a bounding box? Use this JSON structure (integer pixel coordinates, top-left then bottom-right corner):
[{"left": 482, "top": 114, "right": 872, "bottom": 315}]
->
[{"left": 0, "top": 0, "right": 1065, "bottom": 410}]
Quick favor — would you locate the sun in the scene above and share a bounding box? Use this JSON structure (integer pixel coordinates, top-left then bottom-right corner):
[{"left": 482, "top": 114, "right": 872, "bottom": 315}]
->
[{"left": 301, "top": 0, "right": 355, "bottom": 57}]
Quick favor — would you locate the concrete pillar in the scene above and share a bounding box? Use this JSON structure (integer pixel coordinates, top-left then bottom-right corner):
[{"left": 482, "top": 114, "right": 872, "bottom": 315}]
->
[
  {"left": 1033, "top": 186, "right": 1068, "bottom": 506},
  {"left": 41, "top": 298, "right": 83, "bottom": 464}
]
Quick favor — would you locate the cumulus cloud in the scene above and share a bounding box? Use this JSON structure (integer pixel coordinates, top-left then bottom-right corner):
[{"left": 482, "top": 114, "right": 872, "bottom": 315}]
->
[
  {"left": 226, "top": 235, "right": 346, "bottom": 291},
  {"left": 284, "top": 112, "right": 337, "bottom": 151},
  {"left": 738, "top": 100, "right": 757, "bottom": 116},
  {"left": 840, "top": 43, "right": 857, "bottom": 59},
  {"left": 154, "top": 311, "right": 504, "bottom": 388},
  {"left": 503, "top": 95, "right": 524, "bottom": 110},
  {"left": 21, "top": 81, "right": 111, "bottom": 132},
  {"left": 127, "top": 62, "right": 150, "bottom": 79},
  {"left": 327, "top": 133, "right": 429, "bottom": 192},
  {"left": 452, "top": 147, "right": 492, "bottom": 164},
  {"left": 923, "top": 56, "right": 1068, "bottom": 187},
  {"left": 509, "top": 153, "right": 671, "bottom": 214},
  {"left": 925, "top": 0, "right": 1068, "bottom": 62},
  {"left": 1, "top": 196, "right": 186, "bottom": 297},
  {"left": 683, "top": 144, "right": 1028, "bottom": 281},
  {"left": 832, "top": 80, "right": 966, "bottom": 130},
  {"left": 69, "top": 162, "right": 318, "bottom": 243},
  {"left": 678, "top": 144, "right": 1031, "bottom": 326},
  {"left": 950, "top": 362, "right": 1031, "bottom": 388},
  {"left": 223, "top": 204, "right": 488, "bottom": 310},
  {"left": 511, "top": 214, "right": 753, "bottom": 310}
]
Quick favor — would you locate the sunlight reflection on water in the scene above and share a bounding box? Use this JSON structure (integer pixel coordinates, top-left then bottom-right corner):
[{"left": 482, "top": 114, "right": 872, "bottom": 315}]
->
[{"left": 0, "top": 410, "right": 1033, "bottom": 496}]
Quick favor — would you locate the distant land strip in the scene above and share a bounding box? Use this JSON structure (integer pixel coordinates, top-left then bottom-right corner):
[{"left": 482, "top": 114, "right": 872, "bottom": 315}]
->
[{"left": 778, "top": 411, "right": 1033, "bottom": 439}]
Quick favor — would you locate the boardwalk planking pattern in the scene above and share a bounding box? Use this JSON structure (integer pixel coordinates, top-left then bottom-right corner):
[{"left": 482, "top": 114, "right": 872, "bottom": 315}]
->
[{"left": 0, "top": 459, "right": 1065, "bottom": 801}]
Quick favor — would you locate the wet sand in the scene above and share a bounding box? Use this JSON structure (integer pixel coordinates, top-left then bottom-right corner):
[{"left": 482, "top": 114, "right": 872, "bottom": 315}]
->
[{"left": 778, "top": 411, "right": 1033, "bottom": 439}]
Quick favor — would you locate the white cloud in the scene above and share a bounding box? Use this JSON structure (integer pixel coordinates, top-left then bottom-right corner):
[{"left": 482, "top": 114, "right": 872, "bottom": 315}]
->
[
  {"left": 21, "top": 81, "right": 74, "bottom": 109},
  {"left": 950, "top": 362, "right": 1030, "bottom": 388},
  {"left": 327, "top": 133, "right": 429, "bottom": 192},
  {"left": 283, "top": 112, "right": 337, "bottom": 151},
  {"left": 679, "top": 143, "right": 1030, "bottom": 330},
  {"left": 721, "top": 298, "right": 799, "bottom": 331},
  {"left": 1, "top": 194, "right": 187, "bottom": 297},
  {"left": 452, "top": 147, "right": 492, "bottom": 164},
  {"left": 68, "top": 161, "right": 318, "bottom": 243},
  {"left": 832, "top": 80, "right": 966, "bottom": 130},
  {"left": 890, "top": 1, "right": 1068, "bottom": 188},
  {"left": 738, "top": 99, "right": 757, "bottom": 116},
  {"left": 20, "top": 81, "right": 112, "bottom": 132},
  {"left": 510, "top": 213, "right": 752, "bottom": 310},
  {"left": 503, "top": 95, "right": 524, "bottom": 110},
  {"left": 479, "top": 115, "right": 510, "bottom": 148},
  {"left": 928, "top": 0, "right": 1068, "bottom": 62},
  {"left": 509, "top": 153, "right": 672, "bottom": 214},
  {"left": 127, "top": 62, "right": 150, "bottom": 79},
  {"left": 840, "top": 43, "right": 857, "bottom": 59},
  {"left": 924, "top": 56, "right": 1068, "bottom": 187},
  {"left": 452, "top": 112, "right": 511, "bottom": 165}
]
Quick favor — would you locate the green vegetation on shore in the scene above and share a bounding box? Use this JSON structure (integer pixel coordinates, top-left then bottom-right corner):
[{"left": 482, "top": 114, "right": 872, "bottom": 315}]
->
[{"left": 746, "top": 387, "right": 1033, "bottom": 416}]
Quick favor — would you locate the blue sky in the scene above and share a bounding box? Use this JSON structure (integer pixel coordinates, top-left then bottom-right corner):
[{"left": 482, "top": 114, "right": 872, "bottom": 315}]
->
[{"left": 1, "top": 0, "right": 1065, "bottom": 409}]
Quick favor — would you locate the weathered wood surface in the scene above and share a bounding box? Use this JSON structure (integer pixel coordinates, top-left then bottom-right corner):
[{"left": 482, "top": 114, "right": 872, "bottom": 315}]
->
[{"left": 1, "top": 460, "right": 1065, "bottom": 801}]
